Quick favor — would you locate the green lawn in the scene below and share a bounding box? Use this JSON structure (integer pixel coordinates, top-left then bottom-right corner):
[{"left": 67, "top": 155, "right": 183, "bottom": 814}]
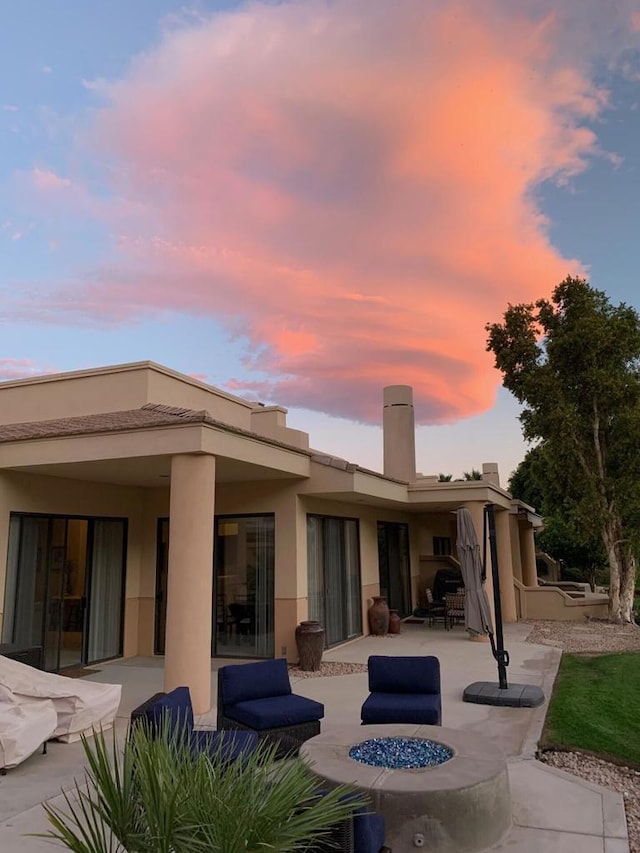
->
[{"left": 541, "top": 651, "right": 640, "bottom": 767}]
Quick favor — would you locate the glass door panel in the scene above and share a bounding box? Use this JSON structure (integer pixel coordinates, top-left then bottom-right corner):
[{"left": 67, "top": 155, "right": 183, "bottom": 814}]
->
[
  {"left": 87, "top": 519, "right": 125, "bottom": 663},
  {"left": 58, "top": 519, "right": 88, "bottom": 670},
  {"left": 214, "top": 515, "right": 274, "bottom": 659},
  {"left": 307, "top": 515, "right": 362, "bottom": 647},
  {"left": 377, "top": 522, "right": 411, "bottom": 617}
]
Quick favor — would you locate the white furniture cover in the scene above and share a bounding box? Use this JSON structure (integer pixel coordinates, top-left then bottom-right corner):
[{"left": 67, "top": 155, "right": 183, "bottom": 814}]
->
[
  {"left": 0, "top": 692, "right": 58, "bottom": 770},
  {"left": 0, "top": 655, "right": 122, "bottom": 743}
]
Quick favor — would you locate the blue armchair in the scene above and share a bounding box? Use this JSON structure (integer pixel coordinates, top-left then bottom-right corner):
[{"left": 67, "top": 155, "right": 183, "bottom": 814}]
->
[
  {"left": 360, "top": 655, "right": 442, "bottom": 726},
  {"left": 130, "top": 686, "right": 259, "bottom": 764},
  {"left": 217, "top": 658, "right": 324, "bottom": 756}
]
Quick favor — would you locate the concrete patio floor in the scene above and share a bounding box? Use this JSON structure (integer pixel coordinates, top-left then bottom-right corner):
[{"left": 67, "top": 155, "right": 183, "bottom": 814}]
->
[{"left": 0, "top": 622, "right": 630, "bottom": 852}]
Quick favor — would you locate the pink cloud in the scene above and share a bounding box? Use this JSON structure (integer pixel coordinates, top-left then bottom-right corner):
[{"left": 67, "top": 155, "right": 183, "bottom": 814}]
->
[
  {"left": 31, "top": 167, "right": 71, "bottom": 191},
  {"left": 0, "top": 359, "right": 53, "bottom": 381},
  {"left": 14, "top": 0, "right": 640, "bottom": 423}
]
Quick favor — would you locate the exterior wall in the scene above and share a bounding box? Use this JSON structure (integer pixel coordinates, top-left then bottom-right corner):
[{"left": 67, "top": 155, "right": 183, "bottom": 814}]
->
[
  {"left": 0, "top": 470, "right": 153, "bottom": 657},
  {"left": 0, "top": 367, "right": 150, "bottom": 425},
  {"left": 514, "top": 580, "right": 609, "bottom": 620},
  {"left": 146, "top": 369, "right": 252, "bottom": 429},
  {"left": 0, "top": 362, "right": 253, "bottom": 429}
]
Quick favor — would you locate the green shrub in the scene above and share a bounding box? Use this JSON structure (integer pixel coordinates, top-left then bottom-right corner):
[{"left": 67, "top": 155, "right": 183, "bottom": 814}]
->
[{"left": 39, "top": 723, "right": 362, "bottom": 852}]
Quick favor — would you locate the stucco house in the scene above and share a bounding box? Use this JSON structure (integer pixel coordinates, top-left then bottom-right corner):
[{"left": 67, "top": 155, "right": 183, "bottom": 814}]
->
[{"left": 0, "top": 362, "right": 607, "bottom": 712}]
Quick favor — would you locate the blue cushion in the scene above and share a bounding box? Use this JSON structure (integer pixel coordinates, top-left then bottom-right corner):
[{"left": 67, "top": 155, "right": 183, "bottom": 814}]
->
[
  {"left": 220, "top": 659, "right": 292, "bottom": 707},
  {"left": 361, "top": 692, "right": 441, "bottom": 725},
  {"left": 368, "top": 655, "right": 440, "bottom": 695},
  {"left": 353, "top": 808, "right": 386, "bottom": 853},
  {"left": 191, "top": 729, "right": 259, "bottom": 763},
  {"left": 225, "top": 694, "right": 324, "bottom": 730},
  {"left": 146, "top": 686, "right": 194, "bottom": 734}
]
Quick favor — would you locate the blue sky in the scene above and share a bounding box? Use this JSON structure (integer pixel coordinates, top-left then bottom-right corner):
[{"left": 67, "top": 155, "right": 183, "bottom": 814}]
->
[{"left": 1, "top": 0, "right": 639, "bottom": 485}]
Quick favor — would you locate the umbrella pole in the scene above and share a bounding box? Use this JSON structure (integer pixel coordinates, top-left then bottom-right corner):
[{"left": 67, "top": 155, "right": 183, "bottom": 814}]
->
[
  {"left": 462, "top": 504, "right": 545, "bottom": 708},
  {"left": 486, "top": 503, "right": 509, "bottom": 690}
]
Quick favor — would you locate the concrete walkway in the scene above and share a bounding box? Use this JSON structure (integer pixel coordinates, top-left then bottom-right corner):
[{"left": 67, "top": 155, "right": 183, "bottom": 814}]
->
[{"left": 0, "top": 622, "right": 629, "bottom": 852}]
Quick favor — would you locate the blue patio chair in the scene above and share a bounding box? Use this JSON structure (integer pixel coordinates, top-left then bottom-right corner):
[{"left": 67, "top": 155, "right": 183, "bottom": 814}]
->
[
  {"left": 130, "top": 686, "right": 259, "bottom": 764},
  {"left": 360, "top": 655, "right": 442, "bottom": 726},
  {"left": 217, "top": 658, "right": 324, "bottom": 757}
]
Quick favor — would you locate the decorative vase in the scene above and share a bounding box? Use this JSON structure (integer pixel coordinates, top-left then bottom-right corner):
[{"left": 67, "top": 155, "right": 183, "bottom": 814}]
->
[
  {"left": 388, "top": 609, "right": 401, "bottom": 634},
  {"left": 368, "top": 596, "right": 390, "bottom": 636},
  {"left": 295, "top": 620, "right": 325, "bottom": 671}
]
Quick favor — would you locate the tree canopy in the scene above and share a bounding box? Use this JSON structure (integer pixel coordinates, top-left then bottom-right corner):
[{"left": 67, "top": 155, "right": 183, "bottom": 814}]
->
[{"left": 487, "top": 276, "right": 640, "bottom": 622}]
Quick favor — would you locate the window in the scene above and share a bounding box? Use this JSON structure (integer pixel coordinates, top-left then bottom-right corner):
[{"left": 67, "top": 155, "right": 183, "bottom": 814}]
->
[{"left": 433, "top": 536, "right": 452, "bottom": 556}]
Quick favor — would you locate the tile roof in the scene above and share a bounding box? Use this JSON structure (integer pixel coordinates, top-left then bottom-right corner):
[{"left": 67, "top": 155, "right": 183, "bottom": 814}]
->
[
  {"left": 0, "top": 403, "right": 404, "bottom": 483},
  {"left": 0, "top": 404, "right": 210, "bottom": 443}
]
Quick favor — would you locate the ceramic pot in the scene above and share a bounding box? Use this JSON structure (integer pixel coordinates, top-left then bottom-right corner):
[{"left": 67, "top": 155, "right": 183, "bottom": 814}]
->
[
  {"left": 388, "top": 609, "right": 401, "bottom": 634},
  {"left": 295, "top": 620, "right": 325, "bottom": 671},
  {"left": 368, "top": 596, "right": 390, "bottom": 636}
]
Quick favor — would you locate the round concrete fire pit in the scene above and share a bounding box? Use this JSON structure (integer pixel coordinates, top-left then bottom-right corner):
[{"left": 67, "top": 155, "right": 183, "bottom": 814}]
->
[{"left": 301, "top": 724, "right": 511, "bottom": 853}]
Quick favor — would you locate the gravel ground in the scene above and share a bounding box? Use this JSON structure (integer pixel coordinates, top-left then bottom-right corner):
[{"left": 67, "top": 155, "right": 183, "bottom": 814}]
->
[
  {"left": 288, "top": 661, "right": 368, "bottom": 679},
  {"left": 527, "top": 619, "right": 640, "bottom": 851}
]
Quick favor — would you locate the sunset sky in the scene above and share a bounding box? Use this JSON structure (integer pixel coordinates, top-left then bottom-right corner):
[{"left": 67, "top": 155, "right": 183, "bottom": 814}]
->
[{"left": 2, "top": 0, "right": 640, "bottom": 484}]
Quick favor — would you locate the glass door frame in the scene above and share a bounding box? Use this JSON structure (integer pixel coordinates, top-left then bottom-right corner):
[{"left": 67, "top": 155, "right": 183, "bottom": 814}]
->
[
  {"left": 154, "top": 514, "right": 276, "bottom": 659},
  {"left": 307, "top": 513, "right": 363, "bottom": 648},
  {"left": 377, "top": 521, "right": 412, "bottom": 618},
  {"left": 3, "top": 512, "right": 128, "bottom": 670}
]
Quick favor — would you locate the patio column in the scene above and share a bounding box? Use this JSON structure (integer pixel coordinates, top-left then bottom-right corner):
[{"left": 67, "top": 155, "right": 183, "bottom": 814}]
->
[
  {"left": 164, "top": 453, "right": 216, "bottom": 714},
  {"left": 520, "top": 525, "right": 538, "bottom": 588},
  {"left": 494, "top": 509, "right": 517, "bottom": 622}
]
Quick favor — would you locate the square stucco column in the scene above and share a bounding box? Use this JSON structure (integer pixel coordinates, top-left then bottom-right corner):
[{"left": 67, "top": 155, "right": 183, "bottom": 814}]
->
[
  {"left": 520, "top": 524, "right": 538, "bottom": 588},
  {"left": 494, "top": 508, "right": 517, "bottom": 622},
  {"left": 164, "top": 453, "right": 216, "bottom": 714}
]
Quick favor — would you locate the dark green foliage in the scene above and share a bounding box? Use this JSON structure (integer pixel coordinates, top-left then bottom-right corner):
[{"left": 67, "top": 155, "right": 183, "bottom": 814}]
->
[{"left": 487, "top": 277, "right": 640, "bottom": 621}]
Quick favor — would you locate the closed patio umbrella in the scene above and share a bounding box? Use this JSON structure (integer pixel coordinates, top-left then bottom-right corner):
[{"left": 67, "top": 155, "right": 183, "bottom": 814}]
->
[{"left": 455, "top": 508, "right": 493, "bottom": 637}]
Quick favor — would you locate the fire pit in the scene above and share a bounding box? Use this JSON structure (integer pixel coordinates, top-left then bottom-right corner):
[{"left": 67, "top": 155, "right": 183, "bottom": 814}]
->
[{"left": 301, "top": 724, "right": 511, "bottom": 853}]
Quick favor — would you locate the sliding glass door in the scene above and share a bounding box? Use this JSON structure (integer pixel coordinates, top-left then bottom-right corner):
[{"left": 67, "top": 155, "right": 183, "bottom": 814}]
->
[
  {"left": 377, "top": 522, "right": 411, "bottom": 617},
  {"left": 307, "top": 515, "right": 361, "bottom": 647},
  {"left": 2, "top": 514, "right": 126, "bottom": 670},
  {"left": 214, "top": 515, "right": 274, "bottom": 659},
  {"left": 154, "top": 514, "right": 275, "bottom": 659}
]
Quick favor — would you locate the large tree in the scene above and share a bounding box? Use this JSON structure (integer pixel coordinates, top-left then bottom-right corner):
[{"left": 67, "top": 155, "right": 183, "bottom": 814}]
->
[{"left": 487, "top": 276, "right": 640, "bottom": 622}]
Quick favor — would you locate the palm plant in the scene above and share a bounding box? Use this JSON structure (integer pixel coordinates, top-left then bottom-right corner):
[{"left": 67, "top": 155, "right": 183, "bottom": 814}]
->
[{"left": 39, "top": 722, "right": 362, "bottom": 852}]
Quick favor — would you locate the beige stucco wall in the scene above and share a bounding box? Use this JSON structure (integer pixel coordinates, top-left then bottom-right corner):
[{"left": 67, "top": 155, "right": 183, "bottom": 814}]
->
[
  {"left": 0, "top": 363, "right": 253, "bottom": 429},
  {"left": 514, "top": 580, "right": 609, "bottom": 620},
  {"left": 214, "top": 483, "right": 419, "bottom": 661}
]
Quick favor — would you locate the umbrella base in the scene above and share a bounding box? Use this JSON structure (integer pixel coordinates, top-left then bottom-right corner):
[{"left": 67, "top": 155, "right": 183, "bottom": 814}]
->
[{"left": 463, "top": 681, "right": 545, "bottom": 708}]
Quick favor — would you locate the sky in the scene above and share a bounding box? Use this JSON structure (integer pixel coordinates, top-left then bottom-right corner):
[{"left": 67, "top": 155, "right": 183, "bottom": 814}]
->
[{"left": 2, "top": 0, "right": 640, "bottom": 485}]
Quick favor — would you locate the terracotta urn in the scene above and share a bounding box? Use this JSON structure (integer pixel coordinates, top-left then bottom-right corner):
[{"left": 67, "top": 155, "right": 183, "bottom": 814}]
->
[
  {"left": 388, "top": 609, "right": 401, "bottom": 634},
  {"left": 368, "top": 596, "right": 390, "bottom": 636},
  {"left": 295, "top": 620, "right": 325, "bottom": 671}
]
